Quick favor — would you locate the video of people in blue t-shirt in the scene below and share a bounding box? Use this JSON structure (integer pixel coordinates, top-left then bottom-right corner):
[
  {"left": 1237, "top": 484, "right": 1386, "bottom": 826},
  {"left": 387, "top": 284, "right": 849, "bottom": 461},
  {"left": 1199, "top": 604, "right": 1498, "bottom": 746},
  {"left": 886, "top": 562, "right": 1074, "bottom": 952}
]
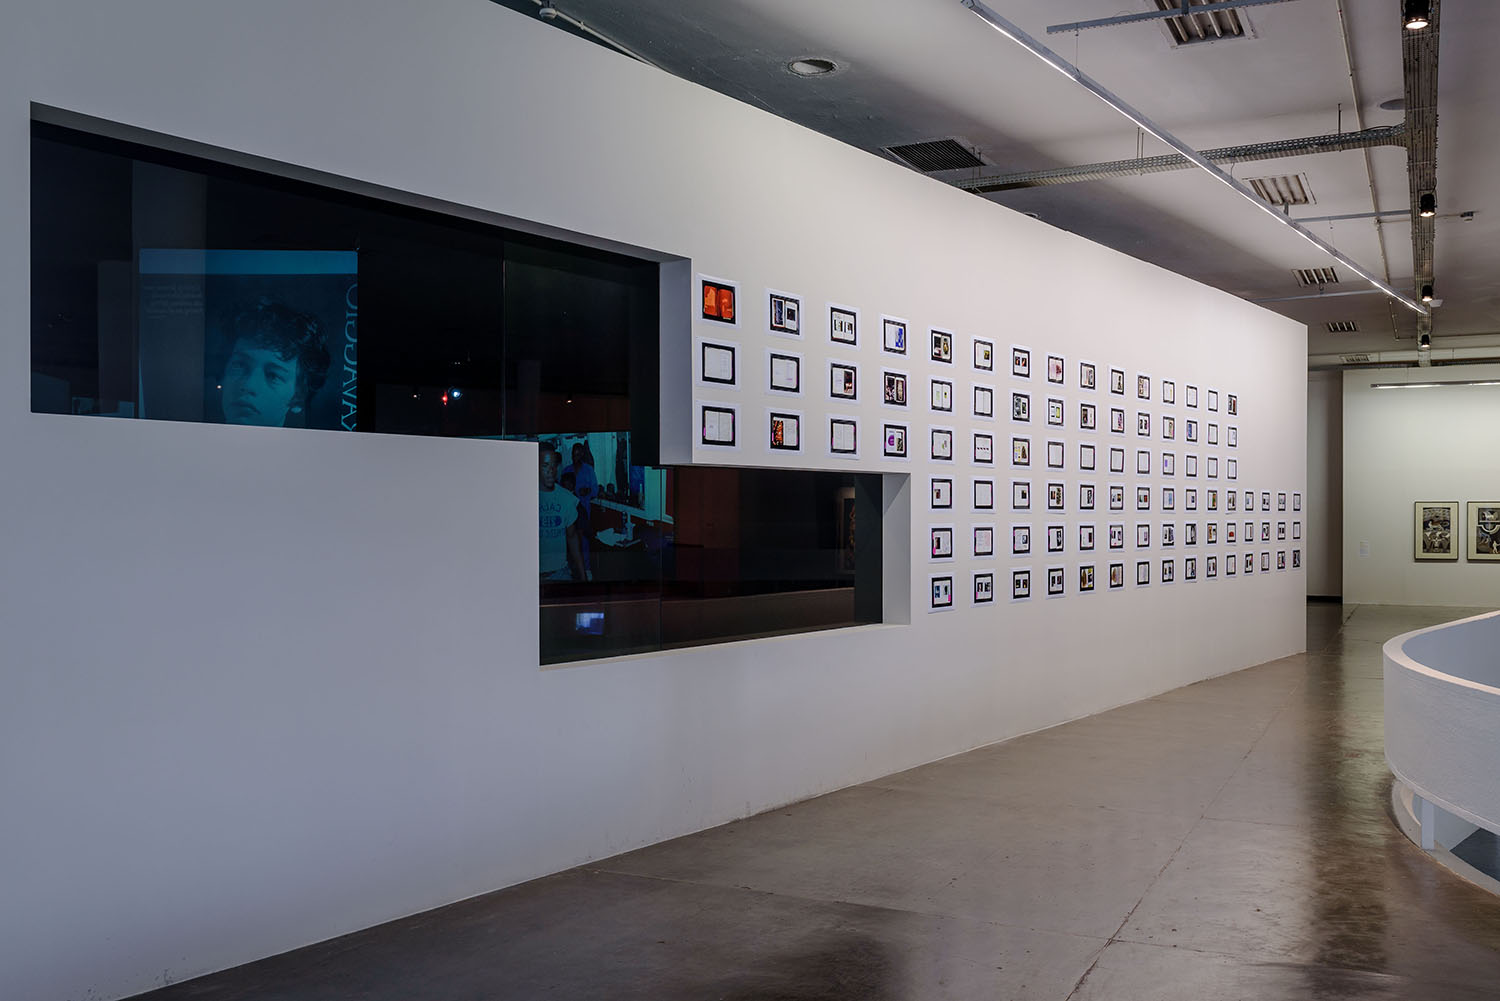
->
[{"left": 529, "top": 430, "right": 672, "bottom": 585}]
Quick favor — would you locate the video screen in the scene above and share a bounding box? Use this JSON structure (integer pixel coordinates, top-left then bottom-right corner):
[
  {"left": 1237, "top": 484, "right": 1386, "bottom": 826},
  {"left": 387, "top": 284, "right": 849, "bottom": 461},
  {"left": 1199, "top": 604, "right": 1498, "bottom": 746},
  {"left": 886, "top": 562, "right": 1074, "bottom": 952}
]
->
[
  {"left": 138, "top": 249, "right": 358, "bottom": 430},
  {"left": 518, "top": 430, "right": 673, "bottom": 583}
]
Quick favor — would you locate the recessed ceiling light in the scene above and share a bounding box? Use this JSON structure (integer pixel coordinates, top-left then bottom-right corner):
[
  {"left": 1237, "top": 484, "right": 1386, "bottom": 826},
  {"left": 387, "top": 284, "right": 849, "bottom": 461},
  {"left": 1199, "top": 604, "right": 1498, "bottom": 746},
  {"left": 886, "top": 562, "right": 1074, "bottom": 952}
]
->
[{"left": 787, "top": 57, "right": 838, "bottom": 77}]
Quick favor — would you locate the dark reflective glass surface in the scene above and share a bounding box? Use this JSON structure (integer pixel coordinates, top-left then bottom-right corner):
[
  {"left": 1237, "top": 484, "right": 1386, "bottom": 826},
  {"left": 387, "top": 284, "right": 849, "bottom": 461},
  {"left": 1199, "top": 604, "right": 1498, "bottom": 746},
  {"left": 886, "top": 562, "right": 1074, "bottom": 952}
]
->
[{"left": 32, "top": 123, "right": 882, "bottom": 662}]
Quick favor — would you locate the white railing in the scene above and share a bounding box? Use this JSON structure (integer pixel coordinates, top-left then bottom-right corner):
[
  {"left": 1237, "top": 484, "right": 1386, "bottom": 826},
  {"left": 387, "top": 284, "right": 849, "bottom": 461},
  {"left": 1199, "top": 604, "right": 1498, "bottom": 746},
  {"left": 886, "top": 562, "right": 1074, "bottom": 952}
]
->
[{"left": 1384, "top": 610, "right": 1500, "bottom": 850}]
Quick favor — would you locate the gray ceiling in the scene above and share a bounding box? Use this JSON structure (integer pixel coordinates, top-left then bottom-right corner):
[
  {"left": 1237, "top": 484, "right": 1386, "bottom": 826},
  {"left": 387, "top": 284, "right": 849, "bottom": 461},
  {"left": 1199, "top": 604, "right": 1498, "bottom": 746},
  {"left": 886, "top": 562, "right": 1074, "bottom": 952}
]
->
[{"left": 494, "top": 0, "right": 1500, "bottom": 361}]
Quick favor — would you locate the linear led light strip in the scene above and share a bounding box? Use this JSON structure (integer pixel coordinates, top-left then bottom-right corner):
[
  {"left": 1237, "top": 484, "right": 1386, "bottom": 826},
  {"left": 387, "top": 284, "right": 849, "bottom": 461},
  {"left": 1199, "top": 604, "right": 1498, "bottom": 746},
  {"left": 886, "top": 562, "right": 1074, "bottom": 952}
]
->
[
  {"left": 1371, "top": 380, "right": 1500, "bottom": 389},
  {"left": 958, "top": 0, "right": 1430, "bottom": 317}
]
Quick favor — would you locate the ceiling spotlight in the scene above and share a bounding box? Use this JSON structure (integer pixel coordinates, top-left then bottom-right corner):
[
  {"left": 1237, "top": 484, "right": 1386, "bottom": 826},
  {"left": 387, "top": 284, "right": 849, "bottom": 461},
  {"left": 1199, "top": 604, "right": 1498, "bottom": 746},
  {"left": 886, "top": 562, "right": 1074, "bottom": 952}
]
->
[
  {"left": 1403, "top": 0, "right": 1431, "bottom": 30},
  {"left": 1419, "top": 193, "right": 1436, "bottom": 217},
  {"left": 787, "top": 57, "right": 838, "bottom": 77},
  {"left": 1422, "top": 284, "right": 1434, "bottom": 303}
]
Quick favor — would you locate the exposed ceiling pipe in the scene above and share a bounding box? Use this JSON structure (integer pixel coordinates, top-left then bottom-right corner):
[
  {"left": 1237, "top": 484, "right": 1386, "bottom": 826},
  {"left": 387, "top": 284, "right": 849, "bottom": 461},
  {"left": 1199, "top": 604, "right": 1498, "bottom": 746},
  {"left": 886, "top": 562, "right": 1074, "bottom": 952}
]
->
[
  {"left": 1335, "top": 0, "right": 1401, "bottom": 343},
  {"left": 530, "top": 1, "right": 663, "bottom": 70},
  {"left": 1403, "top": 0, "right": 1440, "bottom": 326},
  {"left": 952, "top": 124, "right": 1404, "bottom": 192}
]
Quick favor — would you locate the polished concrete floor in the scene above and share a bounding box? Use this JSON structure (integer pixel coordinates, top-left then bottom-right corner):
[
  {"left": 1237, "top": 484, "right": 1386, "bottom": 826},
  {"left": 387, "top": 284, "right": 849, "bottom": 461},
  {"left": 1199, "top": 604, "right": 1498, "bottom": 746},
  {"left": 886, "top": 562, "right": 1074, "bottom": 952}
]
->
[{"left": 138, "top": 604, "right": 1500, "bottom": 1000}]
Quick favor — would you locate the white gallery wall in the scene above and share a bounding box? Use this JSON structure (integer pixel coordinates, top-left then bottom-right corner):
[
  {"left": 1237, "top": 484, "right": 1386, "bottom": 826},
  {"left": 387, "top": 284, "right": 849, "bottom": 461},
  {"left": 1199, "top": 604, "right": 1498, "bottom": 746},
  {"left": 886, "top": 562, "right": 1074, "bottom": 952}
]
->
[
  {"left": 1344, "top": 364, "right": 1500, "bottom": 605},
  {"left": 0, "top": 3, "right": 1306, "bottom": 1000},
  {"left": 1306, "top": 370, "right": 1343, "bottom": 597}
]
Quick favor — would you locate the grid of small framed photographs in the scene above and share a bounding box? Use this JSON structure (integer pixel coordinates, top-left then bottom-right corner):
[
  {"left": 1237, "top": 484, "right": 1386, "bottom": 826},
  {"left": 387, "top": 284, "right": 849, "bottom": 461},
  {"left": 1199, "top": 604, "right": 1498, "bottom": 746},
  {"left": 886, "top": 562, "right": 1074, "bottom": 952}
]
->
[{"left": 691, "top": 275, "right": 1302, "bottom": 610}]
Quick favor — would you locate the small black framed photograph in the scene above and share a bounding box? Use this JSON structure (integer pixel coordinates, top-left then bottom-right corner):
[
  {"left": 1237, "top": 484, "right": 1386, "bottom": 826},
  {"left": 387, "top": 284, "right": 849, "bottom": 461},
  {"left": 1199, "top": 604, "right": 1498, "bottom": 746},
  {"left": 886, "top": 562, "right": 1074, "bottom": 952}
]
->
[
  {"left": 1109, "top": 523, "right": 1125, "bottom": 549},
  {"left": 974, "top": 479, "right": 994, "bottom": 510},
  {"left": 974, "top": 384, "right": 995, "bottom": 418},
  {"left": 1110, "top": 447, "right": 1126, "bottom": 474},
  {"left": 974, "top": 572, "right": 995, "bottom": 604},
  {"left": 700, "top": 276, "right": 738, "bottom": 325},
  {"left": 1136, "top": 449, "right": 1151, "bottom": 475},
  {"left": 1012, "top": 437, "right": 1031, "bottom": 466},
  {"left": 1162, "top": 380, "right": 1175, "bottom": 405},
  {"left": 1080, "top": 361, "right": 1097, "bottom": 390},
  {"left": 769, "top": 291, "right": 801, "bottom": 335},
  {"left": 1012, "top": 391, "right": 1031, "bottom": 422},
  {"left": 1079, "top": 524, "right": 1096, "bottom": 551},
  {"left": 1046, "top": 524, "right": 1065, "bottom": 553},
  {"left": 882, "top": 369, "right": 908, "bottom": 407},
  {"left": 974, "top": 525, "right": 995, "bottom": 557},
  {"left": 1080, "top": 442, "right": 1097, "bottom": 470},
  {"left": 1161, "top": 559, "right": 1175, "bottom": 584},
  {"left": 701, "top": 404, "right": 737, "bottom": 447},
  {"left": 882, "top": 316, "right": 908, "bottom": 354},
  {"left": 829, "top": 361, "right": 857, "bottom": 401},
  {"left": 1109, "top": 484, "right": 1125, "bottom": 511},
  {"left": 769, "top": 350, "right": 801, "bottom": 394},
  {"left": 828, "top": 303, "right": 856, "bottom": 344},
  {"left": 1137, "top": 374, "right": 1151, "bottom": 400},
  {"left": 930, "top": 427, "right": 954, "bottom": 461},
  {"left": 1046, "top": 481, "right": 1065, "bottom": 512},
  {"left": 769, "top": 411, "right": 801, "bottom": 452},
  {"left": 1047, "top": 397, "right": 1065, "bottom": 427},
  {"left": 1012, "top": 480, "right": 1030, "bottom": 510},
  {"left": 1047, "top": 354, "right": 1065, "bottom": 384},
  {"left": 1079, "top": 564, "right": 1096, "bottom": 593},
  {"left": 1110, "top": 407, "right": 1126, "bottom": 434},
  {"left": 930, "top": 378, "right": 954, "bottom": 412},
  {"left": 1046, "top": 440, "right": 1065, "bottom": 469},
  {"left": 931, "top": 477, "right": 953, "bottom": 509},
  {"left": 1012, "top": 569, "right": 1032, "bottom": 600},
  {"left": 974, "top": 338, "right": 995, "bottom": 371},
  {"left": 1012, "top": 524, "right": 1031, "bottom": 556},
  {"left": 830, "top": 417, "right": 858, "bottom": 456},
  {"left": 1079, "top": 483, "right": 1096, "bottom": 510},
  {"left": 1080, "top": 402, "right": 1097, "bottom": 430},
  {"left": 1136, "top": 412, "right": 1151, "bottom": 437},
  {"left": 973, "top": 432, "right": 994, "bottom": 464},
  {"left": 930, "top": 575, "right": 954, "bottom": 610},
  {"left": 931, "top": 328, "right": 954, "bottom": 364},
  {"left": 1109, "top": 563, "right": 1125, "bottom": 589},
  {"left": 882, "top": 423, "right": 908, "bottom": 459},
  {"left": 701, "top": 340, "right": 737, "bottom": 386},
  {"left": 1110, "top": 368, "right": 1126, "bottom": 395},
  {"left": 930, "top": 525, "right": 955, "bottom": 560},
  {"left": 1046, "top": 566, "right": 1065, "bottom": 597},
  {"left": 1137, "top": 486, "right": 1151, "bottom": 511},
  {"left": 1011, "top": 346, "right": 1032, "bottom": 378},
  {"left": 1136, "top": 560, "right": 1150, "bottom": 586}
]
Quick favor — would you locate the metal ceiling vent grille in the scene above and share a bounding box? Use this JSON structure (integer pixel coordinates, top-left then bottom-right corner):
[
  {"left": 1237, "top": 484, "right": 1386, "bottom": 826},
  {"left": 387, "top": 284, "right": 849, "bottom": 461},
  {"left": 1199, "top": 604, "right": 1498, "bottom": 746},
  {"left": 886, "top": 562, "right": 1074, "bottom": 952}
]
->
[
  {"left": 884, "top": 138, "right": 985, "bottom": 173},
  {"left": 1327, "top": 321, "right": 1360, "bottom": 333},
  {"left": 1153, "top": 0, "right": 1248, "bottom": 45},
  {"left": 1294, "top": 267, "right": 1339, "bottom": 287},
  {"left": 1247, "top": 173, "right": 1314, "bottom": 207}
]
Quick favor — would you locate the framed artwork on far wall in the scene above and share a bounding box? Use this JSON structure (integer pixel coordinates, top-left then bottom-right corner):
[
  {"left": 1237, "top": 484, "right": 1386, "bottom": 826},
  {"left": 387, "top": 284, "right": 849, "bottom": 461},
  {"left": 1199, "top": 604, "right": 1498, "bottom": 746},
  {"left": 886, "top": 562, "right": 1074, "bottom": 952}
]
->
[
  {"left": 1467, "top": 502, "right": 1500, "bottom": 561},
  {"left": 1414, "top": 501, "right": 1459, "bottom": 561}
]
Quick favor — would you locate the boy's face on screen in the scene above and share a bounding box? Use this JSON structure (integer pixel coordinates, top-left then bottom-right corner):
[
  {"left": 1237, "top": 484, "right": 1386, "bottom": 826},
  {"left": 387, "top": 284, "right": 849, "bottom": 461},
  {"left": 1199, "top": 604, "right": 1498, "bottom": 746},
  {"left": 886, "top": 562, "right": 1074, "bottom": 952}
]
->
[
  {"left": 539, "top": 450, "right": 559, "bottom": 490},
  {"left": 221, "top": 338, "right": 299, "bottom": 427}
]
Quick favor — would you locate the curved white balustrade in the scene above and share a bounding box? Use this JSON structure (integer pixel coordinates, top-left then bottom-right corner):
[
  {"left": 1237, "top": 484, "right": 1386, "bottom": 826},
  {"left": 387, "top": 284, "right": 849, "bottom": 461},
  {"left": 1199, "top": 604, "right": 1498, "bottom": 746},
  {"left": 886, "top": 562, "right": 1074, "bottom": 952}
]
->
[{"left": 1384, "top": 610, "right": 1500, "bottom": 845}]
